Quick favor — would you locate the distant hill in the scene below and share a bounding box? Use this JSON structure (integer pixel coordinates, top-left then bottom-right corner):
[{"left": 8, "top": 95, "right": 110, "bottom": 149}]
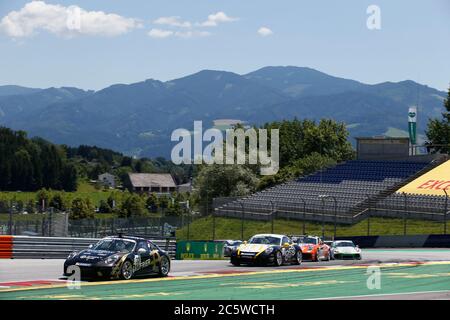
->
[
  {"left": 0, "top": 85, "right": 41, "bottom": 97},
  {"left": 0, "top": 67, "right": 446, "bottom": 158}
]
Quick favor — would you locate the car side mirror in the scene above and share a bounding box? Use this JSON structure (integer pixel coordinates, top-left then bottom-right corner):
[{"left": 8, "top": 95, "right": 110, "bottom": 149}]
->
[
  {"left": 137, "top": 248, "right": 147, "bottom": 255},
  {"left": 283, "top": 243, "right": 290, "bottom": 248},
  {"left": 243, "top": 241, "right": 247, "bottom": 245},
  {"left": 88, "top": 244, "right": 93, "bottom": 249}
]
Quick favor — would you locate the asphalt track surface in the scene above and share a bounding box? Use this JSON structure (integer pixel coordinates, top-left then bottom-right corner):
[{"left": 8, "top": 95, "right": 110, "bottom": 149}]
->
[{"left": 1, "top": 249, "right": 450, "bottom": 299}]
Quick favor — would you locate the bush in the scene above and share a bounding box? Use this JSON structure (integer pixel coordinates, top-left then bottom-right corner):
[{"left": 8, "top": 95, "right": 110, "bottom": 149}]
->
[
  {"left": 70, "top": 198, "right": 94, "bottom": 220},
  {"left": 119, "top": 194, "right": 147, "bottom": 218}
]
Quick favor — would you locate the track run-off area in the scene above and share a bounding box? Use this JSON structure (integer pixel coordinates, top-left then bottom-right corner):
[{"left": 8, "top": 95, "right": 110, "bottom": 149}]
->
[{"left": 1, "top": 249, "right": 450, "bottom": 300}]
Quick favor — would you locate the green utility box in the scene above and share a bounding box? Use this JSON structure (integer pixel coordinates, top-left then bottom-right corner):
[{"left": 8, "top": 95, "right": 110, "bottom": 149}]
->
[{"left": 176, "top": 241, "right": 225, "bottom": 260}]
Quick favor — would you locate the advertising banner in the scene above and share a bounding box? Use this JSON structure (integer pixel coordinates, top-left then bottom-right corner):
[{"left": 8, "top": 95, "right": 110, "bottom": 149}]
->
[
  {"left": 397, "top": 160, "right": 450, "bottom": 196},
  {"left": 408, "top": 107, "right": 417, "bottom": 145},
  {"left": 176, "top": 241, "right": 225, "bottom": 260}
]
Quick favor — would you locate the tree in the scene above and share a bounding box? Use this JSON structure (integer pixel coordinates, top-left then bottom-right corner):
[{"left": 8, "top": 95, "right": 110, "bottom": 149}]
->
[
  {"left": 25, "top": 200, "right": 36, "bottom": 214},
  {"left": 36, "top": 189, "right": 51, "bottom": 211},
  {"left": 426, "top": 87, "right": 450, "bottom": 153},
  {"left": 146, "top": 193, "right": 159, "bottom": 212},
  {"left": 165, "top": 201, "right": 183, "bottom": 216},
  {"left": 49, "top": 193, "right": 66, "bottom": 211},
  {"left": 70, "top": 198, "right": 93, "bottom": 220},
  {"left": 262, "top": 118, "right": 354, "bottom": 168},
  {"left": 195, "top": 164, "right": 259, "bottom": 214},
  {"left": 98, "top": 200, "right": 112, "bottom": 213},
  {"left": 119, "top": 194, "right": 147, "bottom": 218}
]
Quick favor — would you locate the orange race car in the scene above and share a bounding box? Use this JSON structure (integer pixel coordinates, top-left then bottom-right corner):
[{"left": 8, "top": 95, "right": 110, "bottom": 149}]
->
[{"left": 291, "top": 235, "right": 330, "bottom": 262}]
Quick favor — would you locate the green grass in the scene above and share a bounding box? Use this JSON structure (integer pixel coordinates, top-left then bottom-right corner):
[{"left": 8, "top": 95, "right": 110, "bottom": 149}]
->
[
  {"left": 0, "top": 182, "right": 117, "bottom": 208},
  {"left": 176, "top": 216, "right": 449, "bottom": 240},
  {"left": 0, "top": 212, "right": 117, "bottom": 222}
]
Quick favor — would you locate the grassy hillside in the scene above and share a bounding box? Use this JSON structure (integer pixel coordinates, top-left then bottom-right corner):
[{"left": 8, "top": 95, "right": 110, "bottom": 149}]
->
[
  {"left": 0, "top": 181, "right": 117, "bottom": 207},
  {"left": 176, "top": 216, "right": 448, "bottom": 240}
]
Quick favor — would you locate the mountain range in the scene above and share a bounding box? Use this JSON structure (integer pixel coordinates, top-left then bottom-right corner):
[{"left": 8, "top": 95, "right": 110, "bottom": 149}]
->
[{"left": 0, "top": 66, "right": 446, "bottom": 158}]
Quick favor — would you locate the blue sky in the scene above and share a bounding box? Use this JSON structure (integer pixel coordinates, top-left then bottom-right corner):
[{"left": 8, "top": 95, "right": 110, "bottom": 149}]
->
[{"left": 0, "top": 0, "right": 449, "bottom": 91}]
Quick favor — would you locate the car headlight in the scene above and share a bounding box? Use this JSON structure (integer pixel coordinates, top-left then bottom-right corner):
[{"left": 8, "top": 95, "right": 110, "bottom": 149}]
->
[
  {"left": 264, "top": 247, "right": 274, "bottom": 254},
  {"left": 104, "top": 254, "right": 120, "bottom": 264},
  {"left": 67, "top": 251, "right": 78, "bottom": 260}
]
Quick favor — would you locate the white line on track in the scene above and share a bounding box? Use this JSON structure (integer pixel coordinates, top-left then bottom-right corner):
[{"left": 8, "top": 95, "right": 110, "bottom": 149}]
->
[{"left": 311, "top": 289, "right": 450, "bottom": 300}]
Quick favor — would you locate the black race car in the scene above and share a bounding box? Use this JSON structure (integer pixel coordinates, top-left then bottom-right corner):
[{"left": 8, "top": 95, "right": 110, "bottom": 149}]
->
[
  {"left": 223, "top": 240, "right": 243, "bottom": 258},
  {"left": 63, "top": 235, "right": 171, "bottom": 280}
]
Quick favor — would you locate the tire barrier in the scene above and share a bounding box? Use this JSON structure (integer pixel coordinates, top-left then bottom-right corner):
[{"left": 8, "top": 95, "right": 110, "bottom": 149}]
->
[
  {"left": 0, "top": 236, "right": 176, "bottom": 259},
  {"left": 335, "top": 234, "right": 450, "bottom": 248},
  {"left": 0, "top": 236, "right": 13, "bottom": 259}
]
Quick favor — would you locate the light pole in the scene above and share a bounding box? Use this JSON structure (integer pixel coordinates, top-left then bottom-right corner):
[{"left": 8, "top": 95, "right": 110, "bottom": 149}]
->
[
  {"left": 444, "top": 190, "right": 448, "bottom": 235},
  {"left": 239, "top": 201, "right": 245, "bottom": 240},
  {"left": 318, "top": 195, "right": 326, "bottom": 238},
  {"left": 366, "top": 194, "right": 371, "bottom": 236},
  {"left": 297, "top": 197, "right": 307, "bottom": 235},
  {"left": 212, "top": 208, "right": 216, "bottom": 241},
  {"left": 402, "top": 192, "right": 408, "bottom": 236},
  {"left": 269, "top": 200, "right": 276, "bottom": 234},
  {"left": 319, "top": 195, "right": 337, "bottom": 239}
]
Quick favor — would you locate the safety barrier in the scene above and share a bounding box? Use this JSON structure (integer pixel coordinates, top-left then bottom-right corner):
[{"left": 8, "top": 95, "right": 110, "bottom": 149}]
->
[
  {"left": 335, "top": 234, "right": 450, "bottom": 248},
  {"left": 176, "top": 241, "right": 225, "bottom": 260},
  {"left": 0, "top": 236, "right": 176, "bottom": 259},
  {"left": 0, "top": 236, "right": 13, "bottom": 259}
]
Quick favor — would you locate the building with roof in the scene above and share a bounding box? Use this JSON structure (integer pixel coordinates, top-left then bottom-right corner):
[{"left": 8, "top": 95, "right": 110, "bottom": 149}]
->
[
  {"left": 127, "top": 173, "right": 177, "bottom": 194},
  {"left": 98, "top": 172, "right": 116, "bottom": 189}
]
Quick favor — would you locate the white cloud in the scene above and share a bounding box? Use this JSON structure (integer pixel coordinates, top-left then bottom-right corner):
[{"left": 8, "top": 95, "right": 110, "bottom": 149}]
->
[
  {"left": 148, "top": 28, "right": 174, "bottom": 38},
  {"left": 148, "top": 28, "right": 210, "bottom": 39},
  {"left": 0, "top": 1, "right": 141, "bottom": 38},
  {"left": 200, "top": 11, "right": 238, "bottom": 27},
  {"left": 153, "top": 16, "right": 191, "bottom": 28},
  {"left": 257, "top": 27, "right": 273, "bottom": 37},
  {"left": 175, "top": 30, "right": 211, "bottom": 38}
]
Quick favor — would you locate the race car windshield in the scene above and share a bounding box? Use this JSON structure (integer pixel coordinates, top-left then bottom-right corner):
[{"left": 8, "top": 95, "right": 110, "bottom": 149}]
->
[
  {"left": 297, "top": 237, "right": 317, "bottom": 244},
  {"left": 336, "top": 242, "right": 355, "bottom": 247},
  {"left": 92, "top": 239, "right": 136, "bottom": 252},
  {"left": 249, "top": 236, "right": 281, "bottom": 245}
]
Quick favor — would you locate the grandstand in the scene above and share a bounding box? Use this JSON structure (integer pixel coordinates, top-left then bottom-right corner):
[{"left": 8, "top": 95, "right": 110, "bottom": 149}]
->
[{"left": 214, "top": 138, "right": 449, "bottom": 224}]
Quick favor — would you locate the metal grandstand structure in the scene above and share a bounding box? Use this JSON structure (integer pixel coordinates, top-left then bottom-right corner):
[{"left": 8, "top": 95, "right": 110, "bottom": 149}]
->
[{"left": 214, "top": 155, "right": 449, "bottom": 226}]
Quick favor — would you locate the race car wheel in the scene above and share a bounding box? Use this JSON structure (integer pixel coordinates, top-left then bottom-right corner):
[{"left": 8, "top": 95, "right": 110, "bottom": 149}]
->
[
  {"left": 294, "top": 251, "right": 302, "bottom": 265},
  {"left": 158, "top": 255, "right": 170, "bottom": 277},
  {"left": 314, "top": 252, "right": 320, "bottom": 262},
  {"left": 274, "top": 251, "right": 283, "bottom": 266},
  {"left": 120, "top": 260, "right": 134, "bottom": 280}
]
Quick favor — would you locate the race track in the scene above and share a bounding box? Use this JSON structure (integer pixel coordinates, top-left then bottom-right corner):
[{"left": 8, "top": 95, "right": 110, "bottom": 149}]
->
[{"left": 1, "top": 249, "right": 450, "bottom": 300}]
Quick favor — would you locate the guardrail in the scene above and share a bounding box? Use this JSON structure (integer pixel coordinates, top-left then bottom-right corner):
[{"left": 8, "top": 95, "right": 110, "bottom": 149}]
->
[
  {"left": 334, "top": 234, "right": 450, "bottom": 248},
  {"left": 0, "top": 236, "right": 176, "bottom": 259}
]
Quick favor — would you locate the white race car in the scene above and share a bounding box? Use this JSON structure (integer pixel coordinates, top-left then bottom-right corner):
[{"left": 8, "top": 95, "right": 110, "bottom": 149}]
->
[{"left": 330, "top": 240, "right": 362, "bottom": 260}]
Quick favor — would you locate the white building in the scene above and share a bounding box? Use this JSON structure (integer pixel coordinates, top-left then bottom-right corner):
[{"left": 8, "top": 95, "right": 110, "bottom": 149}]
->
[{"left": 98, "top": 173, "right": 116, "bottom": 189}]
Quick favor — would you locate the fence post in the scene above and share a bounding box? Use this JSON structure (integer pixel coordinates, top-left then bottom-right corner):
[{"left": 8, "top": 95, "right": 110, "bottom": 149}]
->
[
  {"left": 212, "top": 209, "right": 216, "bottom": 241},
  {"left": 444, "top": 190, "right": 448, "bottom": 235},
  {"left": 270, "top": 200, "right": 275, "bottom": 234},
  {"left": 8, "top": 204, "right": 13, "bottom": 235},
  {"left": 186, "top": 209, "right": 191, "bottom": 241},
  {"left": 367, "top": 194, "right": 371, "bottom": 236},
  {"left": 298, "top": 197, "right": 306, "bottom": 235},
  {"left": 239, "top": 201, "right": 245, "bottom": 241},
  {"left": 402, "top": 192, "right": 407, "bottom": 236}
]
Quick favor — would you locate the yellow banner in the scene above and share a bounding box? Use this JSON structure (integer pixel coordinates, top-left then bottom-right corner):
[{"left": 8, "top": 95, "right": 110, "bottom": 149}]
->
[{"left": 397, "top": 160, "right": 450, "bottom": 196}]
